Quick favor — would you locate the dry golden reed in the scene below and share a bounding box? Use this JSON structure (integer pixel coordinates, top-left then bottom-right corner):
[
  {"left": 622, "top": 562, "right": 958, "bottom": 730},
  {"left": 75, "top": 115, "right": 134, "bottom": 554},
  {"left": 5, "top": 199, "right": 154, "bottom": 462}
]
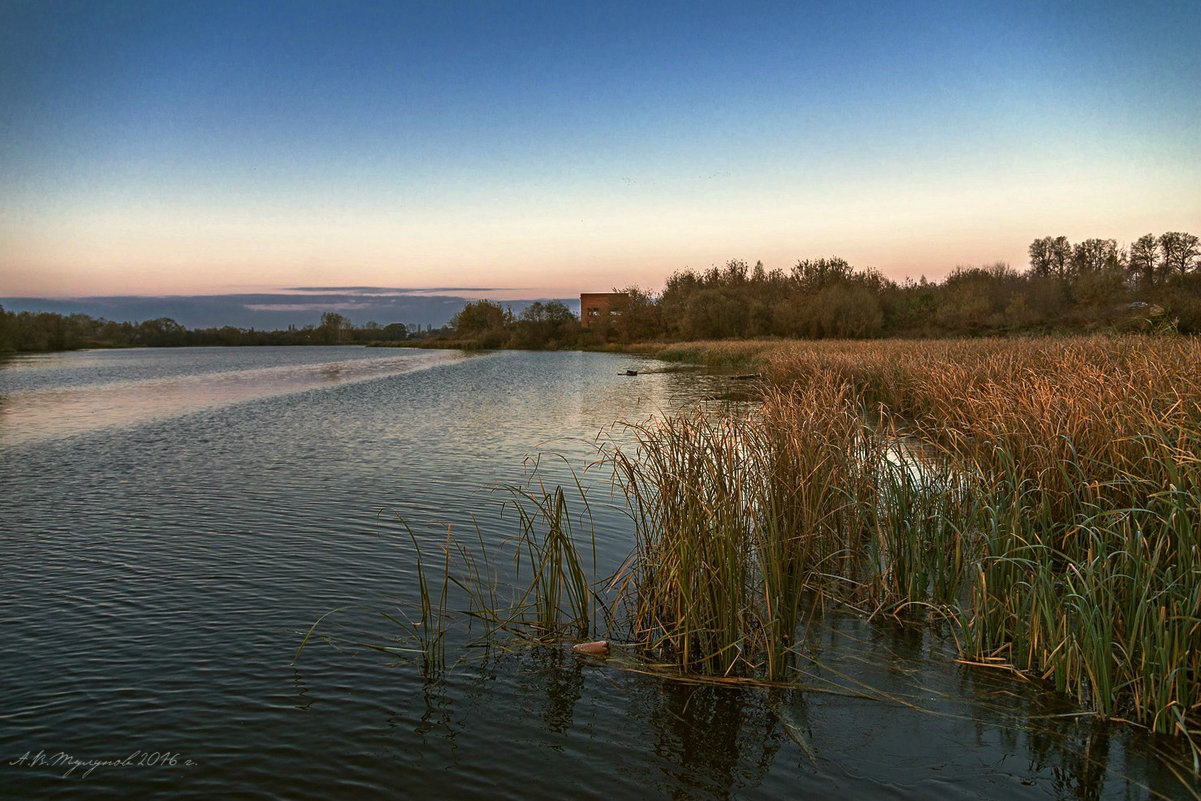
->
[{"left": 628, "top": 334, "right": 1200, "bottom": 759}]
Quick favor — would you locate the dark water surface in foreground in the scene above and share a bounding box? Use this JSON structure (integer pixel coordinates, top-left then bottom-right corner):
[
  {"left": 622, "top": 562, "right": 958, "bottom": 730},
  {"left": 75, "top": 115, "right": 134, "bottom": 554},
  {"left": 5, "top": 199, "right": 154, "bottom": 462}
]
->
[{"left": 0, "top": 347, "right": 1195, "bottom": 800}]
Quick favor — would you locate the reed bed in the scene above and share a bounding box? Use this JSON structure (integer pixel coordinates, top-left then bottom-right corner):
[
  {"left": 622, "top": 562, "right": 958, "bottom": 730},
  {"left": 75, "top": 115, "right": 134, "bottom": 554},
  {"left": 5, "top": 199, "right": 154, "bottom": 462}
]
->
[
  {"left": 639, "top": 335, "right": 1200, "bottom": 759},
  {"left": 621, "top": 339, "right": 787, "bottom": 369},
  {"left": 366, "top": 334, "right": 1198, "bottom": 767}
]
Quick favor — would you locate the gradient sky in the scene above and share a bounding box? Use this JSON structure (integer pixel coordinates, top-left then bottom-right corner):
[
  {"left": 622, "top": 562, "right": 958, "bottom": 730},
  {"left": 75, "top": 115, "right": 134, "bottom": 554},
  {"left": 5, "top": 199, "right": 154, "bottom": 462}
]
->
[{"left": 2, "top": 0, "right": 1199, "bottom": 300}]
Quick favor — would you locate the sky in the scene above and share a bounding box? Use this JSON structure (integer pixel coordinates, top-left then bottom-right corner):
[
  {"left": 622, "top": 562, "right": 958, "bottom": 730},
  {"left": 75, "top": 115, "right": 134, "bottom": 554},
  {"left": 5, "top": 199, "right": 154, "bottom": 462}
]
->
[{"left": 2, "top": 0, "right": 1199, "bottom": 314}]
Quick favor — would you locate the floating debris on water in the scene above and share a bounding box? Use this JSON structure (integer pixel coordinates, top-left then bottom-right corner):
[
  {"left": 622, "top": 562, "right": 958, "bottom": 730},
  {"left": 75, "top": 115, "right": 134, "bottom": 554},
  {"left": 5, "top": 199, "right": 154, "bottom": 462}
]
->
[{"left": 572, "top": 640, "right": 610, "bottom": 657}]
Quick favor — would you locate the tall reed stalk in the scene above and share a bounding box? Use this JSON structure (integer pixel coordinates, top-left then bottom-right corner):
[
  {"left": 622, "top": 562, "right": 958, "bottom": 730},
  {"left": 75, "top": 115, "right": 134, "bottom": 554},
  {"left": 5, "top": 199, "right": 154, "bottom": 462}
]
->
[{"left": 501, "top": 465, "right": 598, "bottom": 638}]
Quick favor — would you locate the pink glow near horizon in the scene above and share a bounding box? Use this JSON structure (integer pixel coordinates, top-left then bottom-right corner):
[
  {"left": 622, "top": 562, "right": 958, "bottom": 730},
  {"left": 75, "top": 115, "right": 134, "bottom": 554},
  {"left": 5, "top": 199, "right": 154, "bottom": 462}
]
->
[{"left": 3, "top": 4, "right": 1198, "bottom": 301}]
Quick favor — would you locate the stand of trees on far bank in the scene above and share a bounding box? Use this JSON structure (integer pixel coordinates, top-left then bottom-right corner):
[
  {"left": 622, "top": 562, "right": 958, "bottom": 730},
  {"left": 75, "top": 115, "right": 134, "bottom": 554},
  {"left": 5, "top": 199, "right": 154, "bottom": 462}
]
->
[
  {"left": 3, "top": 231, "right": 1198, "bottom": 354},
  {"left": 445, "top": 231, "right": 1200, "bottom": 347},
  {"left": 0, "top": 310, "right": 436, "bottom": 353}
]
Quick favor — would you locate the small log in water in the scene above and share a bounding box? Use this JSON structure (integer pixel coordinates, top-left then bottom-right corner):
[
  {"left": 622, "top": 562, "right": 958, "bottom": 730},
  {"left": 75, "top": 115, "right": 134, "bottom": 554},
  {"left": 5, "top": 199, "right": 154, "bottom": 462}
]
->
[{"left": 572, "top": 640, "right": 610, "bottom": 656}]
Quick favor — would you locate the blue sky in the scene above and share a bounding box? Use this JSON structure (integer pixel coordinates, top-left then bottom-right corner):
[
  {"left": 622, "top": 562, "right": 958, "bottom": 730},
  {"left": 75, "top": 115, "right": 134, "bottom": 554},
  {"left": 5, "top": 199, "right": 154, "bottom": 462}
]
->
[{"left": 2, "top": 0, "right": 1199, "bottom": 303}]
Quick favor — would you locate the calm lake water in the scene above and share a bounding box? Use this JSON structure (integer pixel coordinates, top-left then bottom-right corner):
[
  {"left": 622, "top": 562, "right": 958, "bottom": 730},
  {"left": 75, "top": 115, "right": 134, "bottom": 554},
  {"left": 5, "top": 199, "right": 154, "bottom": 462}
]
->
[{"left": 0, "top": 346, "right": 1196, "bottom": 800}]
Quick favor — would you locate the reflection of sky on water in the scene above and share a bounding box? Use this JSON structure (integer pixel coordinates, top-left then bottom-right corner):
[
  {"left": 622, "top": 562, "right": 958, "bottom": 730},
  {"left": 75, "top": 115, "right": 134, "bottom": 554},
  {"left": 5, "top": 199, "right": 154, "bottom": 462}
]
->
[{"left": 0, "top": 347, "right": 465, "bottom": 447}]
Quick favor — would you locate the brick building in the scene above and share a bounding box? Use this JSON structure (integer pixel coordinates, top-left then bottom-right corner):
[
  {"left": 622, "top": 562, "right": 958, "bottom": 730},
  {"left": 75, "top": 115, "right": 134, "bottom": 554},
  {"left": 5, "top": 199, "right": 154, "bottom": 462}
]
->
[{"left": 579, "top": 292, "right": 629, "bottom": 329}]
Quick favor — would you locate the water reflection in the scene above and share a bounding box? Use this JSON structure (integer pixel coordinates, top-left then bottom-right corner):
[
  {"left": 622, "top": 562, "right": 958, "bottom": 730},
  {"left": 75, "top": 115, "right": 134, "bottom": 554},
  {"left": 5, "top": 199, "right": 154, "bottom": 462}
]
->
[
  {"left": 414, "top": 676, "right": 457, "bottom": 744},
  {"left": 516, "top": 646, "right": 586, "bottom": 736},
  {"left": 644, "top": 680, "right": 784, "bottom": 799},
  {"left": 290, "top": 668, "right": 314, "bottom": 712},
  {"left": 0, "top": 347, "right": 465, "bottom": 446},
  {"left": 285, "top": 606, "right": 1192, "bottom": 796},
  {"left": 956, "top": 661, "right": 1195, "bottom": 801},
  {"left": 295, "top": 621, "right": 1200, "bottom": 801}
]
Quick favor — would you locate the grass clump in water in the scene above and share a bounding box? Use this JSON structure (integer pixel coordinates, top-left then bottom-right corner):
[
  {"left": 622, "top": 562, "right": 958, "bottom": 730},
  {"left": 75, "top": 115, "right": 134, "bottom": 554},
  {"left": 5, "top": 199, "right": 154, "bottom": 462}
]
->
[{"left": 603, "top": 380, "right": 878, "bottom": 678}]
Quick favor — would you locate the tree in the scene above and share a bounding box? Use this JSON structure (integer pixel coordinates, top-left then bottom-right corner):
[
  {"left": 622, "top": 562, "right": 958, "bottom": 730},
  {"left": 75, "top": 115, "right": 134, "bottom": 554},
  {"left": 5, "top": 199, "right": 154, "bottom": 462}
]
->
[
  {"left": 745, "top": 261, "right": 786, "bottom": 336},
  {"left": 318, "top": 312, "right": 350, "bottom": 344},
  {"left": 880, "top": 278, "right": 939, "bottom": 335},
  {"left": 611, "top": 286, "right": 663, "bottom": 343},
  {"left": 0, "top": 303, "right": 12, "bottom": 352},
  {"left": 380, "top": 322, "right": 411, "bottom": 341},
  {"left": 682, "top": 287, "right": 747, "bottom": 339},
  {"left": 543, "top": 301, "right": 575, "bottom": 325},
  {"left": 1028, "top": 236, "right": 1072, "bottom": 279},
  {"left": 511, "top": 301, "right": 577, "bottom": 348},
  {"left": 814, "top": 283, "right": 883, "bottom": 338},
  {"left": 354, "top": 320, "right": 382, "bottom": 343},
  {"left": 791, "top": 257, "right": 854, "bottom": 294},
  {"left": 659, "top": 270, "right": 702, "bottom": 338},
  {"left": 452, "top": 300, "right": 510, "bottom": 347},
  {"left": 933, "top": 267, "right": 1003, "bottom": 333},
  {"left": 1159, "top": 232, "right": 1200, "bottom": 279},
  {"left": 138, "top": 317, "right": 186, "bottom": 347},
  {"left": 1073, "top": 265, "right": 1127, "bottom": 309},
  {"left": 453, "top": 300, "right": 506, "bottom": 334},
  {"left": 1071, "top": 238, "right": 1121, "bottom": 277},
  {"left": 1127, "top": 233, "right": 1159, "bottom": 288}
]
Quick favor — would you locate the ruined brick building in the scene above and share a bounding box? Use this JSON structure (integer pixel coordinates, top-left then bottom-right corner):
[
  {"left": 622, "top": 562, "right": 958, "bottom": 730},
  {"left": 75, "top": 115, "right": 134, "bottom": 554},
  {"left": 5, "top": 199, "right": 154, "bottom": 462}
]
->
[{"left": 578, "top": 292, "right": 628, "bottom": 329}]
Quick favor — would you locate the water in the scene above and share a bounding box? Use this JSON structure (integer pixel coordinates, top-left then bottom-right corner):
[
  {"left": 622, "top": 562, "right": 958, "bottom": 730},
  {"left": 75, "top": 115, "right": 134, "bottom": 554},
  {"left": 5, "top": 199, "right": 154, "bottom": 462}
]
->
[{"left": 0, "top": 347, "right": 1195, "bottom": 800}]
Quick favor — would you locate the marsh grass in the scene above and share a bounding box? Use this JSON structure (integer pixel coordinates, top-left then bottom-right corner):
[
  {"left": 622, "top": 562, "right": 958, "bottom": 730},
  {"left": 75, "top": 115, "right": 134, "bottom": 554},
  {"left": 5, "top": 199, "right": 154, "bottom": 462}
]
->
[
  {"left": 293, "top": 463, "right": 600, "bottom": 672},
  {"left": 498, "top": 460, "right": 599, "bottom": 638},
  {"left": 607, "top": 335, "right": 1200, "bottom": 761},
  {"left": 598, "top": 378, "right": 890, "bottom": 678},
  {"left": 756, "top": 335, "right": 1201, "bottom": 762},
  {"left": 605, "top": 408, "right": 758, "bottom": 676},
  {"left": 868, "top": 445, "right": 975, "bottom": 617},
  {"left": 400, "top": 522, "right": 452, "bottom": 673}
]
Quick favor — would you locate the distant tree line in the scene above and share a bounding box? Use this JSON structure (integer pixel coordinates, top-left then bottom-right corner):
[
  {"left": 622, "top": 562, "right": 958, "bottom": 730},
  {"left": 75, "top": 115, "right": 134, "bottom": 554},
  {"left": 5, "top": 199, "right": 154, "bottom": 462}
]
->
[
  {"left": 0, "top": 307, "right": 434, "bottom": 354},
  {"left": 569, "top": 231, "right": 1198, "bottom": 344},
  {"left": 443, "top": 300, "right": 580, "bottom": 350},
  {"left": 440, "top": 231, "right": 1199, "bottom": 348}
]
